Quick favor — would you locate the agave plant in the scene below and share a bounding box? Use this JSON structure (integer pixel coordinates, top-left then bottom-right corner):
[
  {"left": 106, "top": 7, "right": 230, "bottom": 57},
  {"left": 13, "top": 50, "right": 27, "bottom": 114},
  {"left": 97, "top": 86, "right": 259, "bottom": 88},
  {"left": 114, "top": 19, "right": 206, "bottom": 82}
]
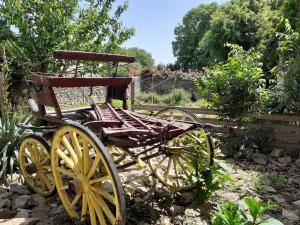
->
[{"left": 0, "top": 112, "right": 30, "bottom": 182}]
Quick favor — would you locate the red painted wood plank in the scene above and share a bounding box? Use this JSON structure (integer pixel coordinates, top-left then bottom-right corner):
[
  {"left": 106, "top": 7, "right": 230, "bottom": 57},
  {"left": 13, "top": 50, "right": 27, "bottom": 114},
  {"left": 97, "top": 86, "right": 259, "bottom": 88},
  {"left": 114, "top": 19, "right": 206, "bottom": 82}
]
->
[
  {"left": 31, "top": 74, "right": 132, "bottom": 87},
  {"left": 53, "top": 50, "right": 135, "bottom": 63}
]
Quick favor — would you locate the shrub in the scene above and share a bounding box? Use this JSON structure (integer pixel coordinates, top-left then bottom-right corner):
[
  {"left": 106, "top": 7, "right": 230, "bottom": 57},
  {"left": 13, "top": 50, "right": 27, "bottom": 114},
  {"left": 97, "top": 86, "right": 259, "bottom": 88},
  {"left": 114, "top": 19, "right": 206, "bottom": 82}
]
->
[
  {"left": 198, "top": 44, "right": 264, "bottom": 121},
  {"left": 137, "top": 88, "right": 191, "bottom": 106},
  {"left": 163, "top": 88, "right": 191, "bottom": 106},
  {"left": 137, "top": 92, "right": 161, "bottom": 105}
]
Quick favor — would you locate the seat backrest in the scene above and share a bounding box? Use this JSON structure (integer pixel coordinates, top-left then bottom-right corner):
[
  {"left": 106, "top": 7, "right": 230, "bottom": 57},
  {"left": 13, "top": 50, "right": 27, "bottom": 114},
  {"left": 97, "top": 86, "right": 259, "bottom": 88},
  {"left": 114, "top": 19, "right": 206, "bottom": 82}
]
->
[{"left": 31, "top": 84, "right": 62, "bottom": 119}]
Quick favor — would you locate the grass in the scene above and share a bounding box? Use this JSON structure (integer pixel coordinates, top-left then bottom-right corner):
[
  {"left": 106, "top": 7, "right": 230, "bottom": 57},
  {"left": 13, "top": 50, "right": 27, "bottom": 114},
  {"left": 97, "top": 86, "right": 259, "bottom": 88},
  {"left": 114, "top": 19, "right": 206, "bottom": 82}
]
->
[{"left": 255, "top": 171, "right": 286, "bottom": 191}]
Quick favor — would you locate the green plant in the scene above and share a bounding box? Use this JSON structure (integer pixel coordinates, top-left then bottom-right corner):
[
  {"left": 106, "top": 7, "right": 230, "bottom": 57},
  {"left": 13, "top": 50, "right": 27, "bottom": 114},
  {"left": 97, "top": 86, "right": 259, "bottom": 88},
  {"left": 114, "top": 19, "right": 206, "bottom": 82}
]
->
[
  {"left": 163, "top": 88, "right": 191, "bottom": 106},
  {"left": 0, "top": 112, "right": 30, "bottom": 182},
  {"left": 212, "top": 197, "right": 283, "bottom": 225},
  {"left": 256, "top": 172, "right": 286, "bottom": 191},
  {"left": 198, "top": 44, "right": 264, "bottom": 121},
  {"left": 183, "top": 132, "right": 233, "bottom": 203}
]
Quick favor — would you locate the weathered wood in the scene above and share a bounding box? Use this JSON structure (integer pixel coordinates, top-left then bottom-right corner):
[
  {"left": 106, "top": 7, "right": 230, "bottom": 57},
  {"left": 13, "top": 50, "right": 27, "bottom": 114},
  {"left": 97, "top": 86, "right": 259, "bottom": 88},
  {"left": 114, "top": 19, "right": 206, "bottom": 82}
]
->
[
  {"left": 53, "top": 50, "right": 135, "bottom": 63},
  {"left": 31, "top": 74, "right": 132, "bottom": 88}
]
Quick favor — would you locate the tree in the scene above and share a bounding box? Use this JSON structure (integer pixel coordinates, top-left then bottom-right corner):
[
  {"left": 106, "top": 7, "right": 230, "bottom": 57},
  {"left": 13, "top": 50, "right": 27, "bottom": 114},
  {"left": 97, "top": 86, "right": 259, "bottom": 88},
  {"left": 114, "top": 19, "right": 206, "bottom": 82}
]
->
[
  {"left": 0, "top": 0, "right": 135, "bottom": 72},
  {"left": 124, "top": 47, "right": 155, "bottom": 68},
  {"left": 199, "top": 2, "right": 259, "bottom": 65},
  {"left": 172, "top": 3, "right": 218, "bottom": 70}
]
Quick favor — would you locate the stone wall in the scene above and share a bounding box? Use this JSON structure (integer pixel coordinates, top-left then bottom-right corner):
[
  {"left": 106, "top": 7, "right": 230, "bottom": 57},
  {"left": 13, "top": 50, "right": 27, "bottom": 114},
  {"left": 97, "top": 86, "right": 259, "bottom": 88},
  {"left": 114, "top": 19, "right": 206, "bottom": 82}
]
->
[{"left": 137, "top": 75, "right": 200, "bottom": 97}]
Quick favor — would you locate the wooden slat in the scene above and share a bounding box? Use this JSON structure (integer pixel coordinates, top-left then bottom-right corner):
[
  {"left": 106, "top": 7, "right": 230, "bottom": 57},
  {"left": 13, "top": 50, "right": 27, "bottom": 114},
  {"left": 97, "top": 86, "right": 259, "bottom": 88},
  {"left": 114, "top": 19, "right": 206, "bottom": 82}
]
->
[
  {"left": 31, "top": 74, "right": 132, "bottom": 88},
  {"left": 53, "top": 50, "right": 135, "bottom": 63}
]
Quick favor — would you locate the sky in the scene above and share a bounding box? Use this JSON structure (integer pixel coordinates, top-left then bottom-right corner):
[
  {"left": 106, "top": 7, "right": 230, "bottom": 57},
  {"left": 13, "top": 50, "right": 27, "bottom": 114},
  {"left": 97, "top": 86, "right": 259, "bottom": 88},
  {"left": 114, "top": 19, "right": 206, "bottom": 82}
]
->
[{"left": 118, "top": 0, "right": 228, "bottom": 65}]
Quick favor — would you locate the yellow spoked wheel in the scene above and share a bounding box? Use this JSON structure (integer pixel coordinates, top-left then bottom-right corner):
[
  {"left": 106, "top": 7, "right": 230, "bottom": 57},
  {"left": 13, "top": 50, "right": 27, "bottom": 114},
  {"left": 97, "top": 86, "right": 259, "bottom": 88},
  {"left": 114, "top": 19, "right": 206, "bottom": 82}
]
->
[
  {"left": 19, "top": 135, "right": 55, "bottom": 196},
  {"left": 51, "top": 122, "right": 125, "bottom": 225},
  {"left": 148, "top": 108, "right": 214, "bottom": 191}
]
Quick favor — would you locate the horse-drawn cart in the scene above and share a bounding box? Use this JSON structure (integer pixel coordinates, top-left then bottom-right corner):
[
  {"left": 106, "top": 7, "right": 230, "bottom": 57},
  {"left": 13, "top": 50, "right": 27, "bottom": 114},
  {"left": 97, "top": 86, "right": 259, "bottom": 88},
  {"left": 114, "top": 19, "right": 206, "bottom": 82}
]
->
[{"left": 18, "top": 51, "right": 214, "bottom": 225}]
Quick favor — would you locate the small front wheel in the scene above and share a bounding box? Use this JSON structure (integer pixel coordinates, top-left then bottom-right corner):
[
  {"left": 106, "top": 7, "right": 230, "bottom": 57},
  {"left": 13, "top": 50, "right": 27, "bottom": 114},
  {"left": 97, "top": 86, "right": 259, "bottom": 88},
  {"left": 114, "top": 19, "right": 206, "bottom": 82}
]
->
[
  {"left": 19, "top": 135, "right": 55, "bottom": 196},
  {"left": 51, "top": 122, "right": 125, "bottom": 225}
]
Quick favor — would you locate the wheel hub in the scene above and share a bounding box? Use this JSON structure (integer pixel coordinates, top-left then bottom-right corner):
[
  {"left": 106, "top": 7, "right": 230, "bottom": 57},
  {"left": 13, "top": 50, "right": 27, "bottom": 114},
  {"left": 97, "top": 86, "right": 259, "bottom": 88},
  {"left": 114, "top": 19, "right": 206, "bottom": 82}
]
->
[
  {"left": 77, "top": 173, "right": 91, "bottom": 193},
  {"left": 26, "top": 164, "right": 38, "bottom": 174}
]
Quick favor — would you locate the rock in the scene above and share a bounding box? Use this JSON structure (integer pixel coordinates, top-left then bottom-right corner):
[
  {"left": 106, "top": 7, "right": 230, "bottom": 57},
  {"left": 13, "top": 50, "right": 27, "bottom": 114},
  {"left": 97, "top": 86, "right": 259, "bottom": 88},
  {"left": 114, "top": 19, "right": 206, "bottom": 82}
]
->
[
  {"left": 295, "top": 159, "right": 300, "bottom": 169},
  {"left": 101, "top": 181, "right": 113, "bottom": 193},
  {"left": 158, "top": 216, "right": 170, "bottom": 225},
  {"left": 278, "top": 156, "right": 292, "bottom": 165},
  {"left": 282, "top": 209, "right": 299, "bottom": 221},
  {"left": 185, "top": 208, "right": 201, "bottom": 217},
  {"left": 271, "top": 148, "right": 285, "bottom": 158},
  {"left": 0, "top": 199, "right": 12, "bottom": 209},
  {"left": 134, "top": 197, "right": 143, "bottom": 204},
  {"left": 49, "top": 204, "right": 64, "bottom": 216},
  {"left": 181, "top": 192, "right": 194, "bottom": 205},
  {"left": 0, "top": 192, "right": 13, "bottom": 200},
  {"left": 14, "top": 195, "right": 31, "bottom": 209},
  {"left": 253, "top": 157, "right": 267, "bottom": 165},
  {"left": 272, "top": 195, "right": 286, "bottom": 204},
  {"left": 253, "top": 153, "right": 269, "bottom": 160},
  {"left": 292, "top": 199, "right": 300, "bottom": 208},
  {"left": 260, "top": 185, "right": 277, "bottom": 193},
  {"left": 10, "top": 184, "right": 31, "bottom": 195},
  {"left": 15, "top": 211, "right": 30, "bottom": 218},
  {"left": 31, "top": 194, "right": 46, "bottom": 205},
  {"left": 0, "top": 186, "right": 8, "bottom": 194},
  {"left": 31, "top": 203, "right": 49, "bottom": 219},
  {"left": 0, "top": 218, "right": 39, "bottom": 225},
  {"left": 49, "top": 203, "right": 58, "bottom": 208},
  {"left": 220, "top": 191, "right": 240, "bottom": 202},
  {"left": 170, "top": 205, "right": 185, "bottom": 215},
  {"left": 0, "top": 208, "right": 17, "bottom": 219}
]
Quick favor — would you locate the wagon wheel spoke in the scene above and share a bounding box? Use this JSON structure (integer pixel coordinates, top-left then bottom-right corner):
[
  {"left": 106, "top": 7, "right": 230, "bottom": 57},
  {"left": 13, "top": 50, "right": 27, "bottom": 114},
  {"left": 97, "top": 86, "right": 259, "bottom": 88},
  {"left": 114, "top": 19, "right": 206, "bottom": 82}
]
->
[
  {"left": 87, "top": 153, "right": 101, "bottom": 179},
  {"left": 92, "top": 186, "right": 115, "bottom": 204},
  {"left": 164, "top": 157, "right": 173, "bottom": 182},
  {"left": 173, "top": 158, "right": 180, "bottom": 187},
  {"left": 71, "top": 190, "right": 82, "bottom": 207},
  {"left": 89, "top": 175, "right": 111, "bottom": 185},
  {"left": 56, "top": 148, "right": 75, "bottom": 169},
  {"left": 82, "top": 139, "right": 90, "bottom": 175},
  {"left": 62, "top": 136, "right": 79, "bottom": 169},
  {"left": 177, "top": 158, "right": 191, "bottom": 179},
  {"left": 56, "top": 167, "right": 78, "bottom": 180},
  {"left": 89, "top": 192, "right": 107, "bottom": 225},
  {"left": 153, "top": 156, "right": 167, "bottom": 172},
  {"left": 81, "top": 194, "right": 88, "bottom": 222},
  {"left": 70, "top": 131, "right": 83, "bottom": 170}
]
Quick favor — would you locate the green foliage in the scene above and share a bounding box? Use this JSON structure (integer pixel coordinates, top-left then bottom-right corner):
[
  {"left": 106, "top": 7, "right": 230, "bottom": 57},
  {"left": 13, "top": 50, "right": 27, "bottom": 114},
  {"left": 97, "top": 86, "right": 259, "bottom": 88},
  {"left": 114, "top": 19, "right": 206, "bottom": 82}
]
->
[
  {"left": 257, "top": 171, "right": 286, "bottom": 191},
  {"left": 124, "top": 47, "right": 155, "bottom": 68},
  {"left": 137, "top": 88, "right": 191, "bottom": 106},
  {"left": 172, "top": 3, "right": 218, "bottom": 69},
  {"left": 199, "top": 44, "right": 264, "bottom": 120},
  {"left": 0, "top": 0, "right": 135, "bottom": 73},
  {"left": 199, "top": 2, "right": 259, "bottom": 65},
  {"left": 212, "top": 198, "right": 282, "bottom": 225},
  {"left": 0, "top": 112, "right": 29, "bottom": 182},
  {"left": 0, "top": 46, "right": 30, "bottom": 182},
  {"left": 181, "top": 132, "right": 233, "bottom": 204}
]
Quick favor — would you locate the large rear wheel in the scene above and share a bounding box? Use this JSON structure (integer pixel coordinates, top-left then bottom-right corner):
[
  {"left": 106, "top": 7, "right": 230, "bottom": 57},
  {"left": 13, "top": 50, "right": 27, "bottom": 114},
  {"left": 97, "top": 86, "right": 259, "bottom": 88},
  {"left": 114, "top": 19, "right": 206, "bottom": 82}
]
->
[
  {"left": 148, "top": 108, "right": 214, "bottom": 191},
  {"left": 51, "top": 122, "right": 125, "bottom": 225}
]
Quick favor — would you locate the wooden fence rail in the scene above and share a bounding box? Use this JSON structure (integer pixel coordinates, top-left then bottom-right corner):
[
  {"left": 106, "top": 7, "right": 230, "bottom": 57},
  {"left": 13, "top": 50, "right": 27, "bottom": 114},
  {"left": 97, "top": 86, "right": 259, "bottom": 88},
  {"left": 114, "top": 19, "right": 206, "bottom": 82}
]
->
[{"left": 130, "top": 82, "right": 300, "bottom": 155}]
